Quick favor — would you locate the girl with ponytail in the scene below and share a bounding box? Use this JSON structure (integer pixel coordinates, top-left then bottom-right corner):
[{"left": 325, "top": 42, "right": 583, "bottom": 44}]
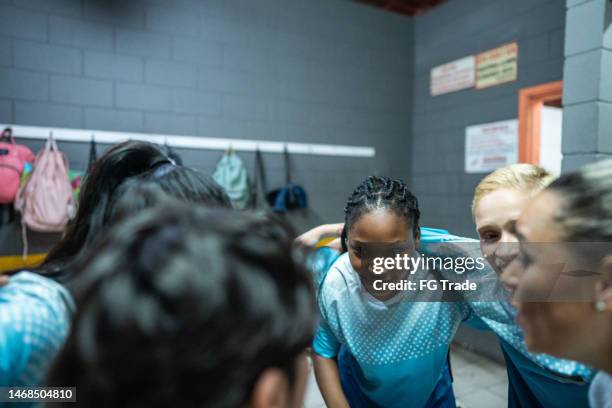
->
[
  {"left": 512, "top": 159, "right": 612, "bottom": 408},
  {"left": 0, "top": 140, "right": 230, "bottom": 387},
  {"left": 0, "top": 140, "right": 168, "bottom": 389},
  {"left": 41, "top": 141, "right": 170, "bottom": 281},
  {"left": 41, "top": 140, "right": 231, "bottom": 283}
]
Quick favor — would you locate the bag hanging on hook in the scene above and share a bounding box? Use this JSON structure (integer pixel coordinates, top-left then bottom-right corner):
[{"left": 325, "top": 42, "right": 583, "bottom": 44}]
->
[
  {"left": 87, "top": 135, "right": 98, "bottom": 173},
  {"left": 249, "top": 147, "right": 270, "bottom": 210},
  {"left": 1, "top": 127, "right": 34, "bottom": 164},
  {"left": 0, "top": 127, "right": 34, "bottom": 204},
  {"left": 213, "top": 146, "right": 250, "bottom": 210},
  {"left": 266, "top": 146, "right": 308, "bottom": 212},
  {"left": 14, "top": 132, "right": 75, "bottom": 258}
]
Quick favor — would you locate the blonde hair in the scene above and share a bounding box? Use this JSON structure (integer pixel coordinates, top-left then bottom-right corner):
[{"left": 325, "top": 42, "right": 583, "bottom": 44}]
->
[{"left": 472, "top": 164, "right": 554, "bottom": 218}]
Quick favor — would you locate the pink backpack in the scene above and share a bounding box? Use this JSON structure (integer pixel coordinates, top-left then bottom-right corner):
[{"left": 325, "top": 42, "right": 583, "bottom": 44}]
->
[
  {"left": 0, "top": 128, "right": 34, "bottom": 203},
  {"left": 15, "top": 134, "right": 75, "bottom": 256}
]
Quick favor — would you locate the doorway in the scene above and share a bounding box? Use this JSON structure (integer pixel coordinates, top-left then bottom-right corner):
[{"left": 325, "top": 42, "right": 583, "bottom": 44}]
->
[{"left": 518, "top": 81, "right": 563, "bottom": 176}]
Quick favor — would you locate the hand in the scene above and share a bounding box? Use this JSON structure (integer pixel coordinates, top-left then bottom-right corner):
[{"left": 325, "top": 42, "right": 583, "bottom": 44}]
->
[{"left": 0, "top": 275, "right": 9, "bottom": 287}]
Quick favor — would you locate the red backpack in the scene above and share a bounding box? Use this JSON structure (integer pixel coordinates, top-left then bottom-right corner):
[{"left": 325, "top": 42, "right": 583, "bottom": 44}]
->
[{"left": 0, "top": 128, "right": 34, "bottom": 203}]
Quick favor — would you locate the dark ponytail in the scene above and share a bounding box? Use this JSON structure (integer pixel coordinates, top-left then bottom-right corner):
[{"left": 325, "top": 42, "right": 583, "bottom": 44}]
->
[{"left": 41, "top": 141, "right": 168, "bottom": 280}]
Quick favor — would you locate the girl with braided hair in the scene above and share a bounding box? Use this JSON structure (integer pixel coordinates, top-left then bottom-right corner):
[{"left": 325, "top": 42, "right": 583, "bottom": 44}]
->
[{"left": 311, "top": 175, "right": 471, "bottom": 408}]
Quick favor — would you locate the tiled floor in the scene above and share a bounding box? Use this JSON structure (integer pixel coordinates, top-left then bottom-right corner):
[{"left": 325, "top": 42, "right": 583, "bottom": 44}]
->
[
  {"left": 303, "top": 345, "right": 508, "bottom": 408},
  {"left": 450, "top": 346, "right": 508, "bottom": 408},
  {"left": 303, "top": 358, "right": 326, "bottom": 408}
]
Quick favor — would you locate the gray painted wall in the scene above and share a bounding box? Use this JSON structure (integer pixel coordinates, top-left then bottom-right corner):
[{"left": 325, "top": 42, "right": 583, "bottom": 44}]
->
[
  {"left": 0, "top": 0, "right": 414, "bottom": 227},
  {"left": 411, "top": 0, "right": 565, "bottom": 238}
]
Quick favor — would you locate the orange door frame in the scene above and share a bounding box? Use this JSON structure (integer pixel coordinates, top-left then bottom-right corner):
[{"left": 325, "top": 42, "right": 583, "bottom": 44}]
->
[{"left": 518, "top": 80, "right": 563, "bottom": 164}]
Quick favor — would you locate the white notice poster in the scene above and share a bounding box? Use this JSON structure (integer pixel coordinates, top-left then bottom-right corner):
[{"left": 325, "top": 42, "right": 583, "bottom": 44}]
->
[
  {"left": 465, "top": 119, "right": 518, "bottom": 173},
  {"left": 430, "top": 56, "right": 475, "bottom": 96}
]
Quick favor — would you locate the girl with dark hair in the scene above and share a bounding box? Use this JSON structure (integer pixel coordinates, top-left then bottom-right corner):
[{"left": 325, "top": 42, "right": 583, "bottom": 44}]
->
[
  {"left": 47, "top": 202, "right": 315, "bottom": 408},
  {"left": 41, "top": 140, "right": 170, "bottom": 279},
  {"left": 0, "top": 140, "right": 230, "bottom": 389},
  {"left": 41, "top": 140, "right": 231, "bottom": 282},
  {"left": 511, "top": 159, "right": 612, "bottom": 408},
  {"left": 101, "top": 164, "right": 231, "bottom": 230},
  {"left": 0, "top": 140, "right": 167, "bottom": 389},
  {"left": 312, "top": 175, "right": 469, "bottom": 408}
]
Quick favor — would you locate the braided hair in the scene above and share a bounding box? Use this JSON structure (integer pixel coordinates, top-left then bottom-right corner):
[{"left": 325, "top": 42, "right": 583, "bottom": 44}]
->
[{"left": 341, "top": 176, "right": 420, "bottom": 252}]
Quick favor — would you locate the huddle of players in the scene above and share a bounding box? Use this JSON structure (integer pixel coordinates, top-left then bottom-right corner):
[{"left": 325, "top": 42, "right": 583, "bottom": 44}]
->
[{"left": 2, "top": 140, "right": 611, "bottom": 408}]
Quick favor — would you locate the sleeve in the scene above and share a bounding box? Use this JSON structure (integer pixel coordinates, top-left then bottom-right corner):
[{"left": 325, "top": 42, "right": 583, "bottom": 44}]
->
[
  {"left": 0, "top": 274, "right": 73, "bottom": 386},
  {"left": 312, "top": 272, "right": 342, "bottom": 359},
  {"left": 468, "top": 301, "right": 516, "bottom": 326},
  {"left": 312, "top": 318, "right": 341, "bottom": 359},
  {"left": 0, "top": 284, "right": 33, "bottom": 385},
  {"left": 307, "top": 247, "right": 341, "bottom": 289},
  {"left": 0, "top": 311, "right": 21, "bottom": 385},
  {"left": 419, "top": 227, "right": 468, "bottom": 243}
]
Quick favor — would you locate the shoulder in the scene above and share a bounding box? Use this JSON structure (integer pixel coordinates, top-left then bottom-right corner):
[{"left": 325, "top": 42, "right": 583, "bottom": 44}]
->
[
  {"left": 3, "top": 271, "right": 74, "bottom": 308},
  {"left": 0, "top": 272, "right": 74, "bottom": 385},
  {"left": 0, "top": 271, "right": 74, "bottom": 334},
  {"left": 308, "top": 247, "right": 341, "bottom": 287},
  {"left": 319, "top": 253, "right": 358, "bottom": 293},
  {"left": 317, "top": 253, "right": 360, "bottom": 310},
  {"left": 589, "top": 371, "right": 612, "bottom": 408},
  {"left": 491, "top": 318, "right": 595, "bottom": 380}
]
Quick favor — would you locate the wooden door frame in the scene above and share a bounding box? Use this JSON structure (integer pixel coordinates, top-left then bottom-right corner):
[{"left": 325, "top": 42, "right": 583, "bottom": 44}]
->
[{"left": 518, "top": 80, "right": 563, "bottom": 164}]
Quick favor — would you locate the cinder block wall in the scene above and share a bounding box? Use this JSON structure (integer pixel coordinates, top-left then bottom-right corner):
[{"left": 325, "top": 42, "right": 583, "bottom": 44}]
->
[
  {"left": 411, "top": 0, "right": 565, "bottom": 238},
  {"left": 561, "top": 0, "right": 612, "bottom": 171},
  {"left": 0, "top": 0, "right": 414, "bottom": 226}
]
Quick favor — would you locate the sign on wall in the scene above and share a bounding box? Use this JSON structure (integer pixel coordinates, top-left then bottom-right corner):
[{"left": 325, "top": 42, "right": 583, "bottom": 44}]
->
[
  {"left": 430, "top": 56, "right": 475, "bottom": 96},
  {"left": 465, "top": 119, "right": 518, "bottom": 173},
  {"left": 475, "top": 42, "right": 518, "bottom": 89}
]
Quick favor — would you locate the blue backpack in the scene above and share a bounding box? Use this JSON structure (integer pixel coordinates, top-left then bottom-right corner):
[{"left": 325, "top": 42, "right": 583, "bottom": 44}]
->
[{"left": 266, "top": 147, "right": 307, "bottom": 212}]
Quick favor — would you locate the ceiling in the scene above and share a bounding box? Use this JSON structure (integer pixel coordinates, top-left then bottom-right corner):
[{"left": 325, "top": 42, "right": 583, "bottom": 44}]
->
[{"left": 355, "top": 0, "right": 448, "bottom": 16}]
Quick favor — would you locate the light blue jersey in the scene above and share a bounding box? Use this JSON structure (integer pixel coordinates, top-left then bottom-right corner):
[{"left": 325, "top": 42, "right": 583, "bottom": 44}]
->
[
  {"left": 313, "top": 252, "right": 470, "bottom": 408},
  {"left": 0, "top": 272, "right": 74, "bottom": 388}
]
